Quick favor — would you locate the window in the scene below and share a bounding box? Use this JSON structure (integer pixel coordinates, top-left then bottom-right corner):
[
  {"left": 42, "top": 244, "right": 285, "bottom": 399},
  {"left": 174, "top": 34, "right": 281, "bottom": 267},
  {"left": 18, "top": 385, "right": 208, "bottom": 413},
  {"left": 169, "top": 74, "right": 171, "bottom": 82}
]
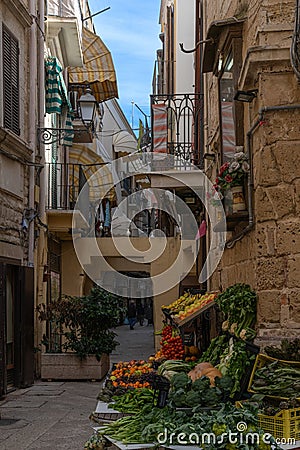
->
[
  {"left": 2, "top": 25, "right": 20, "bottom": 135},
  {"left": 218, "top": 27, "right": 243, "bottom": 163},
  {"left": 219, "top": 52, "right": 236, "bottom": 162}
]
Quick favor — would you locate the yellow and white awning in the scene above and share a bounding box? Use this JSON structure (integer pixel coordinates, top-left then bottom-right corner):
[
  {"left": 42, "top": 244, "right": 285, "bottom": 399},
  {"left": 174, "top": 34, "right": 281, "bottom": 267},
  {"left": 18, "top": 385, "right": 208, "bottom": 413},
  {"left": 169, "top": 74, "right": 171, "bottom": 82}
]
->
[
  {"left": 69, "top": 141, "right": 116, "bottom": 202},
  {"left": 68, "top": 27, "right": 118, "bottom": 103}
]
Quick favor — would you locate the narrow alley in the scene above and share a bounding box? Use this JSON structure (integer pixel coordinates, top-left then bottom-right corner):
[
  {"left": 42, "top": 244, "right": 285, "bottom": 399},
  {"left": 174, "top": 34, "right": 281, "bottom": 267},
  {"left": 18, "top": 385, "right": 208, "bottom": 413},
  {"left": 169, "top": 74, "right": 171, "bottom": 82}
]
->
[{"left": 0, "top": 324, "right": 155, "bottom": 450}]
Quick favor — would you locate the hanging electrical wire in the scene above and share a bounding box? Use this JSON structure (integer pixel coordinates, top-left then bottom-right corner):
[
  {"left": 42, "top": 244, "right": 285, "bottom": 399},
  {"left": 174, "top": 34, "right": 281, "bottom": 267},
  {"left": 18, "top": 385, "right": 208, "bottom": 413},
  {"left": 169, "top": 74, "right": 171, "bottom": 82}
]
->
[{"left": 291, "top": 0, "right": 300, "bottom": 79}]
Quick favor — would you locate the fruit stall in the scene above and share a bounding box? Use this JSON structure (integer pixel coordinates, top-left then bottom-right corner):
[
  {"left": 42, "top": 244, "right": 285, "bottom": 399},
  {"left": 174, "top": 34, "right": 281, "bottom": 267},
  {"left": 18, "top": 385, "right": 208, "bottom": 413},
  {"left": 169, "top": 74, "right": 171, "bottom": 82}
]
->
[
  {"left": 85, "top": 284, "right": 300, "bottom": 450},
  {"left": 161, "top": 291, "right": 220, "bottom": 359}
]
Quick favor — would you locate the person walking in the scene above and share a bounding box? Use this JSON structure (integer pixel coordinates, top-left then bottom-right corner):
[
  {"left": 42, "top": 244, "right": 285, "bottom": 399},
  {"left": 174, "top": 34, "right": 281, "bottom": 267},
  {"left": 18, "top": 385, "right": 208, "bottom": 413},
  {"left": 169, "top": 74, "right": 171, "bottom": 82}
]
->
[
  {"left": 137, "top": 303, "right": 145, "bottom": 326},
  {"left": 145, "top": 303, "right": 153, "bottom": 326},
  {"left": 127, "top": 301, "right": 137, "bottom": 330}
]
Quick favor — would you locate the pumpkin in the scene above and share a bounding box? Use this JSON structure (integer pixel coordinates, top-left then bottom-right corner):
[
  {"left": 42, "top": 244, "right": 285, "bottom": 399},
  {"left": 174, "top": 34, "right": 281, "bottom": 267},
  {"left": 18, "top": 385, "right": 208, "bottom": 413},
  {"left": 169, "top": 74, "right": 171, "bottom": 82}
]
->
[
  {"left": 195, "top": 362, "right": 213, "bottom": 371},
  {"left": 187, "top": 362, "right": 213, "bottom": 382},
  {"left": 200, "top": 367, "right": 222, "bottom": 386}
]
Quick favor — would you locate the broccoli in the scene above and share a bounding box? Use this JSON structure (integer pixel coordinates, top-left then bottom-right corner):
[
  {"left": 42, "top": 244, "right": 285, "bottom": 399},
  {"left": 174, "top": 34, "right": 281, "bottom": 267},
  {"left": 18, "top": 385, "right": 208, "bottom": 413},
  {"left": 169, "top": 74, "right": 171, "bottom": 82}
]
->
[
  {"left": 171, "top": 372, "right": 191, "bottom": 391},
  {"left": 191, "top": 376, "right": 211, "bottom": 393},
  {"left": 185, "top": 390, "right": 203, "bottom": 407},
  {"left": 215, "top": 375, "right": 234, "bottom": 397},
  {"left": 168, "top": 388, "right": 187, "bottom": 407},
  {"left": 200, "top": 387, "right": 222, "bottom": 406}
]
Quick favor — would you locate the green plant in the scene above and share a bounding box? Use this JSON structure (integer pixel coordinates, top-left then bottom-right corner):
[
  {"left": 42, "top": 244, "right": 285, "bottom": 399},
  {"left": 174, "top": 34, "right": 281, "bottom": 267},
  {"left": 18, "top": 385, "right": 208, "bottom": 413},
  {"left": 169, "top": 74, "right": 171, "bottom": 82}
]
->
[{"left": 37, "top": 286, "right": 126, "bottom": 360}]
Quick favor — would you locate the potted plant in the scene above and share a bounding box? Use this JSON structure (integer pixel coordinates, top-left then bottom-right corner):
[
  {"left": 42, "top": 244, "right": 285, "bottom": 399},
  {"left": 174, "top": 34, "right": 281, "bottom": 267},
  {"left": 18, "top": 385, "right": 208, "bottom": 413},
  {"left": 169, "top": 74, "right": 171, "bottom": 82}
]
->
[
  {"left": 212, "top": 152, "right": 250, "bottom": 213},
  {"left": 37, "top": 286, "right": 126, "bottom": 380}
]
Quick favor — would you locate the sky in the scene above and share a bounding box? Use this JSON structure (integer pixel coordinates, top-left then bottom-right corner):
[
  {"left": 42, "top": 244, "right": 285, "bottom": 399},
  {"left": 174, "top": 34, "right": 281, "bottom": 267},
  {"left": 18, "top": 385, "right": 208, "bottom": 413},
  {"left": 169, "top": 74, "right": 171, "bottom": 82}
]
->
[{"left": 89, "top": 0, "right": 162, "bottom": 131}]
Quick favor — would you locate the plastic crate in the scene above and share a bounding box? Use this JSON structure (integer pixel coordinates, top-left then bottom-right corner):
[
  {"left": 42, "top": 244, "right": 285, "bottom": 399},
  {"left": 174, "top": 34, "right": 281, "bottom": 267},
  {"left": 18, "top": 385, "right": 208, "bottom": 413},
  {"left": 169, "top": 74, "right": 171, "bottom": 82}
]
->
[
  {"left": 236, "top": 401, "right": 300, "bottom": 440},
  {"left": 258, "top": 407, "right": 300, "bottom": 440},
  {"left": 248, "top": 353, "right": 300, "bottom": 400}
]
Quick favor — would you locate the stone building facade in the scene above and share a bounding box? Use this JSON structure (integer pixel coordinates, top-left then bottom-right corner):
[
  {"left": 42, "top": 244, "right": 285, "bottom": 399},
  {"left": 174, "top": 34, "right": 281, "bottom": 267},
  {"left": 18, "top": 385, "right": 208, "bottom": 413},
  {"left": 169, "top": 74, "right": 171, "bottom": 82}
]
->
[
  {"left": 200, "top": 0, "right": 300, "bottom": 345},
  {"left": 0, "top": 0, "right": 44, "bottom": 396}
]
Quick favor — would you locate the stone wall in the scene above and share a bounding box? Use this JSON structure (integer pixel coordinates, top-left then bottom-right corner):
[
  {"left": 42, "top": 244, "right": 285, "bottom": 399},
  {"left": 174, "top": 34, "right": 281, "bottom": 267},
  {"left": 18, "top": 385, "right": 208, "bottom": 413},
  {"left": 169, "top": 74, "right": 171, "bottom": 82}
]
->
[{"left": 204, "top": 0, "right": 300, "bottom": 345}]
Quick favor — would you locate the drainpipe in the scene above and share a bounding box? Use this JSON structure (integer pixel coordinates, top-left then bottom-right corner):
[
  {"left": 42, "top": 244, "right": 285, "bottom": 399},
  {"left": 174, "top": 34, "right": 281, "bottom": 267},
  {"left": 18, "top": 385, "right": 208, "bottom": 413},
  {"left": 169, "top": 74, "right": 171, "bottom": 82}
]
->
[
  {"left": 28, "top": 0, "right": 38, "bottom": 267},
  {"left": 37, "top": 0, "right": 45, "bottom": 222},
  {"left": 225, "top": 103, "right": 300, "bottom": 248}
]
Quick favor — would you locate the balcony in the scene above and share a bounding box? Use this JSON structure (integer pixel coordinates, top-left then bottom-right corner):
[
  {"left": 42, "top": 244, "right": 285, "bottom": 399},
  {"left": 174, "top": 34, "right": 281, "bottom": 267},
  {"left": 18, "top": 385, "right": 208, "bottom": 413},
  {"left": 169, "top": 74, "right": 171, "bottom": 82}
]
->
[
  {"left": 46, "top": 162, "right": 105, "bottom": 238},
  {"left": 150, "top": 93, "right": 204, "bottom": 169}
]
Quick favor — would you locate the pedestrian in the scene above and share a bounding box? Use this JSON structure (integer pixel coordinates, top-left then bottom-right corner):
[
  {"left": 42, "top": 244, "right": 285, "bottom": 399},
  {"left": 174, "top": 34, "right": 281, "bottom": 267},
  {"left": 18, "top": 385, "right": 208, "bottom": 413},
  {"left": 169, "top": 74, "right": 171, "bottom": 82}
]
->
[
  {"left": 127, "top": 301, "right": 137, "bottom": 330},
  {"left": 137, "top": 303, "right": 145, "bottom": 326},
  {"left": 145, "top": 303, "right": 153, "bottom": 326}
]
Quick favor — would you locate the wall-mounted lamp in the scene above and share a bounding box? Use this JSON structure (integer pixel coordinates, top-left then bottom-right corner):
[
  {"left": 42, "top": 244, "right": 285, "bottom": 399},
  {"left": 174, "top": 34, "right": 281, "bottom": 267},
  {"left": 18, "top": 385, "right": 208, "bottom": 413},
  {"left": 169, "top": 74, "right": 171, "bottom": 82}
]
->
[
  {"left": 77, "top": 88, "right": 97, "bottom": 129},
  {"left": 38, "top": 87, "right": 98, "bottom": 144},
  {"left": 203, "top": 153, "right": 216, "bottom": 162},
  {"left": 234, "top": 90, "right": 258, "bottom": 103}
]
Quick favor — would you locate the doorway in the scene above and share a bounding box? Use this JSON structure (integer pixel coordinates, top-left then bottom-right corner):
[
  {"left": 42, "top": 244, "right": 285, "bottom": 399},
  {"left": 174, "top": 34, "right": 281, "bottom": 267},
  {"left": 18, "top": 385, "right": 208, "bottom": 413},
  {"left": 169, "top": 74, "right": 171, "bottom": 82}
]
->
[{"left": 6, "top": 266, "right": 15, "bottom": 388}]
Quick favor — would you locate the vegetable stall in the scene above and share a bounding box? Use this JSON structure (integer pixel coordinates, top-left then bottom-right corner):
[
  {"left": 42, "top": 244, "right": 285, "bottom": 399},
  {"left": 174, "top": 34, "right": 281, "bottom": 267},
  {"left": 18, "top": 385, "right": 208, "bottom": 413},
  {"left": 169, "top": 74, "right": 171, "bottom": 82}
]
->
[{"left": 85, "top": 283, "right": 300, "bottom": 450}]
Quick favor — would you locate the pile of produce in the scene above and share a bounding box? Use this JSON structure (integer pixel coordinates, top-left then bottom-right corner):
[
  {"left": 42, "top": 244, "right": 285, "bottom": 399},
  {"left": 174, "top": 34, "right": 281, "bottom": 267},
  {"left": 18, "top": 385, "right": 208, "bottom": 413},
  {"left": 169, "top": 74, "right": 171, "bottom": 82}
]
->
[
  {"left": 157, "top": 359, "right": 192, "bottom": 380},
  {"left": 239, "top": 397, "right": 300, "bottom": 417},
  {"left": 250, "top": 359, "right": 300, "bottom": 398},
  {"left": 216, "top": 283, "right": 257, "bottom": 341},
  {"left": 264, "top": 339, "right": 300, "bottom": 361},
  {"left": 162, "top": 292, "right": 217, "bottom": 322},
  {"left": 168, "top": 371, "right": 234, "bottom": 409},
  {"left": 199, "top": 336, "right": 256, "bottom": 398},
  {"left": 106, "top": 360, "right": 156, "bottom": 389},
  {"left": 217, "top": 338, "right": 256, "bottom": 398},
  {"left": 184, "top": 344, "right": 200, "bottom": 361},
  {"left": 109, "top": 388, "right": 154, "bottom": 414},
  {"left": 199, "top": 334, "right": 228, "bottom": 366},
  {"left": 160, "top": 325, "right": 184, "bottom": 360},
  {"left": 97, "top": 385, "right": 127, "bottom": 402},
  {"left": 99, "top": 402, "right": 280, "bottom": 448}
]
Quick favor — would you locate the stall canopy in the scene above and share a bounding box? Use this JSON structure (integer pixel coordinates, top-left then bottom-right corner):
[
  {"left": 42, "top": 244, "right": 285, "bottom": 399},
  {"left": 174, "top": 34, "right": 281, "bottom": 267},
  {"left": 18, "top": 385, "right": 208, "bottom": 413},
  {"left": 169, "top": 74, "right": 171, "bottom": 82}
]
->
[{"left": 68, "top": 27, "right": 118, "bottom": 102}]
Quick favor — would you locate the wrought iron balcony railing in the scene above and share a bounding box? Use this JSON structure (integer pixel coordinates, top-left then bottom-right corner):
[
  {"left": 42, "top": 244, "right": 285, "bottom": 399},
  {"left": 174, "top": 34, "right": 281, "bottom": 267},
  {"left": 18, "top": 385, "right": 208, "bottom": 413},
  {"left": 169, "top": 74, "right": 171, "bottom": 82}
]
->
[
  {"left": 46, "top": 162, "right": 92, "bottom": 211},
  {"left": 150, "top": 93, "right": 204, "bottom": 169}
]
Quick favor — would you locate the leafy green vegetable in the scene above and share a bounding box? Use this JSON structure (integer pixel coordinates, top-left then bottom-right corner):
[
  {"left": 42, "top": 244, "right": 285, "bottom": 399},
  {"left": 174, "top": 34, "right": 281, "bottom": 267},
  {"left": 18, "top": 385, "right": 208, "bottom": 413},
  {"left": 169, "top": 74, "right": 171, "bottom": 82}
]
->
[
  {"left": 170, "top": 372, "right": 191, "bottom": 390},
  {"left": 215, "top": 283, "right": 257, "bottom": 340}
]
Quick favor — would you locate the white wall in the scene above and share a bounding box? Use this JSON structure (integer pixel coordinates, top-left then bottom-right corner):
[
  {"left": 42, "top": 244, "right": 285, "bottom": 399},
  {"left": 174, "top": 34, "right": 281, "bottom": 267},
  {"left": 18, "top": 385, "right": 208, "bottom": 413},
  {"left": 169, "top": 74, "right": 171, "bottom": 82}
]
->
[{"left": 175, "top": 0, "right": 195, "bottom": 93}]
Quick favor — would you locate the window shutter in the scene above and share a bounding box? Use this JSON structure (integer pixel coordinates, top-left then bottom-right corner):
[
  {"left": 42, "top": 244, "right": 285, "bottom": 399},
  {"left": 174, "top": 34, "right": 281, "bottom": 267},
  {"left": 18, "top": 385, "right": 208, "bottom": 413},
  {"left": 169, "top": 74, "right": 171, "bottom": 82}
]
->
[{"left": 2, "top": 26, "right": 20, "bottom": 135}]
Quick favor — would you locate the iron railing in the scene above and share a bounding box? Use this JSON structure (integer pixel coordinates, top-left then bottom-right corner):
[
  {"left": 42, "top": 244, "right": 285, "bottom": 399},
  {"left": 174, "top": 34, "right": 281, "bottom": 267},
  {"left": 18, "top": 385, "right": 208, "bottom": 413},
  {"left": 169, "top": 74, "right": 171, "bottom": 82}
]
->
[
  {"left": 46, "top": 162, "right": 93, "bottom": 211},
  {"left": 150, "top": 93, "right": 204, "bottom": 168}
]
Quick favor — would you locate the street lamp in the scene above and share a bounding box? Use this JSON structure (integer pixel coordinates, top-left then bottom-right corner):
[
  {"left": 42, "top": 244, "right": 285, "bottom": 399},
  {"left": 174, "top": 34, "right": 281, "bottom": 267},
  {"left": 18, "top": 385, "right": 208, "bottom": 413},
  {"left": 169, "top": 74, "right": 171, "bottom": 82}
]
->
[
  {"left": 77, "top": 88, "right": 97, "bottom": 129},
  {"left": 38, "top": 87, "right": 98, "bottom": 144}
]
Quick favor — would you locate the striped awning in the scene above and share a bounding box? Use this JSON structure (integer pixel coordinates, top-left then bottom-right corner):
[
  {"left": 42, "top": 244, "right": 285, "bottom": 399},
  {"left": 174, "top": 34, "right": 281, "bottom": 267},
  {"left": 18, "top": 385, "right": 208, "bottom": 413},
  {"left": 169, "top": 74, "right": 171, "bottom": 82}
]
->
[
  {"left": 113, "top": 130, "right": 137, "bottom": 154},
  {"left": 68, "top": 27, "right": 118, "bottom": 103},
  {"left": 69, "top": 142, "right": 116, "bottom": 202}
]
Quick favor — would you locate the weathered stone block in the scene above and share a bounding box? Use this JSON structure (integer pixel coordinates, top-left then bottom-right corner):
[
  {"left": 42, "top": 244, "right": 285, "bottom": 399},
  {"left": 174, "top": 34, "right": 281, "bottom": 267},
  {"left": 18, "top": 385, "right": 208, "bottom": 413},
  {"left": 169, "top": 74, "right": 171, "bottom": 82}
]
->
[
  {"left": 255, "top": 187, "right": 274, "bottom": 222},
  {"left": 295, "top": 180, "right": 300, "bottom": 215},
  {"left": 273, "top": 141, "right": 300, "bottom": 183},
  {"left": 256, "top": 221, "right": 277, "bottom": 256},
  {"left": 257, "top": 290, "right": 281, "bottom": 323},
  {"left": 287, "top": 255, "right": 300, "bottom": 288},
  {"left": 220, "top": 260, "right": 256, "bottom": 291},
  {"left": 288, "top": 289, "right": 300, "bottom": 323},
  {"left": 253, "top": 147, "right": 281, "bottom": 187},
  {"left": 256, "top": 256, "right": 286, "bottom": 290},
  {"left": 276, "top": 219, "right": 300, "bottom": 255},
  {"left": 266, "top": 185, "right": 295, "bottom": 219}
]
